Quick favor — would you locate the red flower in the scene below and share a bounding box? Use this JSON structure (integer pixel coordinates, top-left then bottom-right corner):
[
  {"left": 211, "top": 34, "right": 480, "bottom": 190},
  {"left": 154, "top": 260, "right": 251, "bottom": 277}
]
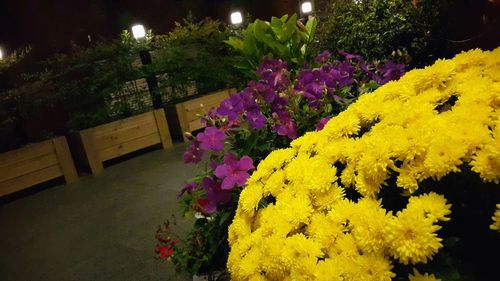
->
[
  {"left": 155, "top": 245, "right": 174, "bottom": 259},
  {"left": 196, "top": 198, "right": 217, "bottom": 214}
]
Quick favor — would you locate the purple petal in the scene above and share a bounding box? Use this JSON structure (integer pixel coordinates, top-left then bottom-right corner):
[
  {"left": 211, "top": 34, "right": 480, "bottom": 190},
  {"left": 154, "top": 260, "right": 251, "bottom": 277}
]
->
[
  {"left": 234, "top": 171, "right": 250, "bottom": 186},
  {"left": 316, "top": 117, "right": 331, "bottom": 131},
  {"left": 237, "top": 156, "right": 254, "bottom": 171},
  {"left": 223, "top": 153, "right": 239, "bottom": 167},
  {"left": 221, "top": 177, "right": 237, "bottom": 190},
  {"left": 214, "top": 164, "right": 232, "bottom": 179}
]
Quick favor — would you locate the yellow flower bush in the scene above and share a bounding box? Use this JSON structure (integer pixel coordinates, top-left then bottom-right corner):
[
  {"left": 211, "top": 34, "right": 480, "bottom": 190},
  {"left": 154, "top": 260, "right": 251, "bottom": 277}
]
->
[{"left": 227, "top": 47, "right": 500, "bottom": 280}]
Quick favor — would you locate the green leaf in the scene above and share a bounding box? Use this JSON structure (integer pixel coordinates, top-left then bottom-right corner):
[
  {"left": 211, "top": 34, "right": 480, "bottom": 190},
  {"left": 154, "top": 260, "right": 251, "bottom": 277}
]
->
[
  {"left": 253, "top": 20, "right": 270, "bottom": 42},
  {"left": 305, "top": 17, "right": 318, "bottom": 42},
  {"left": 282, "top": 14, "right": 298, "bottom": 40},
  {"left": 224, "top": 37, "right": 244, "bottom": 50},
  {"left": 218, "top": 211, "right": 232, "bottom": 226}
]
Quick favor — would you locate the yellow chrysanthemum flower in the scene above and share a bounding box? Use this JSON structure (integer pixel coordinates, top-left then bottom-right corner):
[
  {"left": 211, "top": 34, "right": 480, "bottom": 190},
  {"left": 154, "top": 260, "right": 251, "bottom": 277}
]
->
[
  {"left": 408, "top": 269, "right": 441, "bottom": 281},
  {"left": 406, "top": 192, "right": 451, "bottom": 222},
  {"left": 228, "top": 48, "right": 500, "bottom": 280},
  {"left": 387, "top": 209, "right": 443, "bottom": 265}
]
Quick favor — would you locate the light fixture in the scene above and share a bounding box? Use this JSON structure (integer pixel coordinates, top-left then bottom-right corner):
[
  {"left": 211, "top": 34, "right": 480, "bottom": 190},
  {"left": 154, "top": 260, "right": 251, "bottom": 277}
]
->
[
  {"left": 0, "top": 47, "right": 3, "bottom": 60},
  {"left": 131, "top": 24, "right": 146, "bottom": 40},
  {"left": 301, "top": 1, "right": 313, "bottom": 14},
  {"left": 230, "top": 11, "right": 243, "bottom": 25}
]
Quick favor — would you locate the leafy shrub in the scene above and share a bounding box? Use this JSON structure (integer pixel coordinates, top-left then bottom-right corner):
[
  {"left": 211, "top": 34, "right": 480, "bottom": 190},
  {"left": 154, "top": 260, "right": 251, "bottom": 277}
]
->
[
  {"left": 314, "top": 0, "right": 450, "bottom": 67},
  {"left": 0, "top": 46, "right": 31, "bottom": 73},
  {"left": 225, "top": 14, "right": 317, "bottom": 75},
  {"left": 0, "top": 46, "right": 32, "bottom": 152},
  {"left": 152, "top": 16, "right": 245, "bottom": 99},
  {"left": 3, "top": 39, "right": 150, "bottom": 133}
]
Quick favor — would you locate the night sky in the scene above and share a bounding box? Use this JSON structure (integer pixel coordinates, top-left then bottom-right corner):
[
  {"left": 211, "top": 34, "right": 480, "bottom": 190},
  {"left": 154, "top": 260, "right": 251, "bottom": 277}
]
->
[
  {"left": 0, "top": 0, "right": 299, "bottom": 59},
  {"left": 1, "top": 0, "right": 499, "bottom": 64}
]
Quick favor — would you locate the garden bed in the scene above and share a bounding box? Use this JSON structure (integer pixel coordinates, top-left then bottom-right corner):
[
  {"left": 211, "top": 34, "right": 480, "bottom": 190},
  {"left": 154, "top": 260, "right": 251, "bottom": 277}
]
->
[
  {"left": 78, "top": 109, "right": 172, "bottom": 175},
  {"left": 0, "top": 136, "right": 78, "bottom": 197}
]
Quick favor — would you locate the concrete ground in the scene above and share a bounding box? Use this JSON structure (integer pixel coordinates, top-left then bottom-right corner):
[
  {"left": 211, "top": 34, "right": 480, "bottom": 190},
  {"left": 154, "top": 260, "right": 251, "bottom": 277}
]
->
[{"left": 0, "top": 144, "right": 196, "bottom": 281}]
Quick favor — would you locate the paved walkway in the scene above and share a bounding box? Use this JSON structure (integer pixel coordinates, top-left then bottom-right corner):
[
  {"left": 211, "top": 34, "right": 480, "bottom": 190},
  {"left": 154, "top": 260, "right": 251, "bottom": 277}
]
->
[{"left": 0, "top": 144, "right": 195, "bottom": 281}]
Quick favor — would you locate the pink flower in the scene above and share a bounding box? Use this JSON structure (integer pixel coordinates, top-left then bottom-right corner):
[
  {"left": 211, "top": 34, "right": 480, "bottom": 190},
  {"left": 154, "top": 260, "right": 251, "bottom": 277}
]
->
[
  {"left": 196, "top": 127, "right": 226, "bottom": 152},
  {"left": 214, "top": 153, "right": 254, "bottom": 190}
]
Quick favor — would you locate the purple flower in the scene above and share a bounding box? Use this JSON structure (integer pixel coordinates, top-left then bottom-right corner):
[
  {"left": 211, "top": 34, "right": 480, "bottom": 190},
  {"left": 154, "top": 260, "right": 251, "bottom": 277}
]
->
[
  {"left": 246, "top": 110, "right": 267, "bottom": 130},
  {"left": 296, "top": 68, "right": 325, "bottom": 103},
  {"left": 332, "top": 94, "right": 347, "bottom": 104},
  {"left": 253, "top": 82, "right": 276, "bottom": 104},
  {"left": 256, "top": 57, "right": 288, "bottom": 77},
  {"left": 217, "top": 99, "right": 240, "bottom": 121},
  {"left": 183, "top": 141, "right": 204, "bottom": 164},
  {"left": 314, "top": 50, "right": 331, "bottom": 63},
  {"left": 360, "top": 62, "right": 377, "bottom": 81},
  {"left": 179, "top": 182, "right": 199, "bottom": 197},
  {"left": 338, "top": 50, "right": 363, "bottom": 62},
  {"left": 214, "top": 153, "right": 254, "bottom": 190},
  {"left": 316, "top": 117, "right": 331, "bottom": 131},
  {"left": 256, "top": 57, "right": 290, "bottom": 91},
  {"left": 203, "top": 177, "right": 232, "bottom": 209},
  {"left": 270, "top": 96, "right": 288, "bottom": 114},
  {"left": 377, "top": 61, "right": 406, "bottom": 84},
  {"left": 274, "top": 113, "right": 298, "bottom": 139},
  {"left": 337, "top": 61, "right": 355, "bottom": 88},
  {"left": 275, "top": 121, "right": 297, "bottom": 139},
  {"left": 196, "top": 127, "right": 226, "bottom": 152},
  {"left": 239, "top": 87, "right": 259, "bottom": 111}
]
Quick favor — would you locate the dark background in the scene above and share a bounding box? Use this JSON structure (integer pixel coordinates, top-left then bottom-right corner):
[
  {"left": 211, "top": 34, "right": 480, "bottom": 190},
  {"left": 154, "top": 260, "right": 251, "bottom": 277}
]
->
[
  {"left": 0, "top": 0, "right": 299, "bottom": 60},
  {"left": 0, "top": 0, "right": 499, "bottom": 69}
]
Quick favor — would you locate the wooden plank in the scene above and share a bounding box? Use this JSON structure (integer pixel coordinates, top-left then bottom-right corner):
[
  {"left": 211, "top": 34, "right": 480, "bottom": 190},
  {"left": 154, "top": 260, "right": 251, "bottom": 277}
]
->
[
  {"left": 188, "top": 119, "right": 205, "bottom": 132},
  {"left": 80, "top": 130, "right": 104, "bottom": 176},
  {"left": 93, "top": 121, "right": 159, "bottom": 150},
  {"left": 0, "top": 140, "right": 54, "bottom": 168},
  {"left": 52, "top": 137, "right": 78, "bottom": 184},
  {"left": 183, "top": 90, "right": 230, "bottom": 111},
  {"left": 153, "top": 109, "right": 173, "bottom": 150},
  {"left": 182, "top": 90, "right": 229, "bottom": 109},
  {"left": 185, "top": 107, "right": 207, "bottom": 121},
  {"left": 185, "top": 101, "right": 224, "bottom": 122},
  {"left": 185, "top": 98, "right": 229, "bottom": 119},
  {"left": 176, "top": 103, "right": 190, "bottom": 142},
  {"left": 85, "top": 111, "right": 155, "bottom": 137},
  {"left": 0, "top": 153, "right": 59, "bottom": 183},
  {"left": 0, "top": 165, "right": 62, "bottom": 197},
  {"left": 98, "top": 133, "right": 161, "bottom": 161},
  {"left": 175, "top": 89, "right": 234, "bottom": 142}
]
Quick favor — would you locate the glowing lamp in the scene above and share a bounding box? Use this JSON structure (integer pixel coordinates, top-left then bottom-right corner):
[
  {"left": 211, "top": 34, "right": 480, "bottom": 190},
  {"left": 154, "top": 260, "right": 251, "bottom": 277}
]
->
[
  {"left": 131, "top": 24, "right": 146, "bottom": 39},
  {"left": 301, "top": 1, "right": 313, "bottom": 14},
  {"left": 230, "top": 11, "right": 243, "bottom": 25}
]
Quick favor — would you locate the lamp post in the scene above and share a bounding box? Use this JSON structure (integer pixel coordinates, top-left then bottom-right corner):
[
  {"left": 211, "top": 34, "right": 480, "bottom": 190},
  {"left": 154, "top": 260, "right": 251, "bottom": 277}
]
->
[{"left": 131, "top": 24, "right": 162, "bottom": 109}]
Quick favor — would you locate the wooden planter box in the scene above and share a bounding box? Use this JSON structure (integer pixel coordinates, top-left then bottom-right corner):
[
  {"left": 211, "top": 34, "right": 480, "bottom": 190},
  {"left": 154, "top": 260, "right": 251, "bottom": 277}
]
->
[
  {"left": 0, "top": 136, "right": 78, "bottom": 197},
  {"left": 175, "top": 89, "right": 236, "bottom": 141},
  {"left": 79, "top": 109, "right": 172, "bottom": 175}
]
